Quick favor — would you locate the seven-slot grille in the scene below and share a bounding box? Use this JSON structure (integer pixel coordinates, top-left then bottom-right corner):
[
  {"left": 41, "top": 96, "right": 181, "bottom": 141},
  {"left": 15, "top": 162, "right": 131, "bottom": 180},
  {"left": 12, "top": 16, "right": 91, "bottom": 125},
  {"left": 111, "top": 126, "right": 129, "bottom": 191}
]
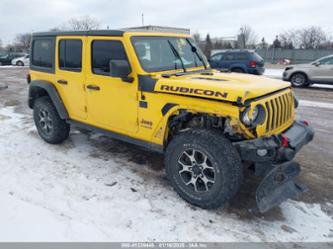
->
[{"left": 264, "top": 91, "right": 294, "bottom": 132}]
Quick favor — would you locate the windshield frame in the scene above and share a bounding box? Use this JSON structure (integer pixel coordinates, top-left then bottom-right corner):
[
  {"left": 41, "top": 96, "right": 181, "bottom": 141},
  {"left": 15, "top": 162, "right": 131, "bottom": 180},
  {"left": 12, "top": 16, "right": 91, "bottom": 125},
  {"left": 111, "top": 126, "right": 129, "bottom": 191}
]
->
[{"left": 130, "top": 35, "right": 208, "bottom": 73}]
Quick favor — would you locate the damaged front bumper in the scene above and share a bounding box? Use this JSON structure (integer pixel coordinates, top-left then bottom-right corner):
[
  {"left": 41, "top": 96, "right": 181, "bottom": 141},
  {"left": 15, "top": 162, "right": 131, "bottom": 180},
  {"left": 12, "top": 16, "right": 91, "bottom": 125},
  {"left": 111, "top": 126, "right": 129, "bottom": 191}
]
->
[{"left": 234, "top": 120, "right": 314, "bottom": 213}]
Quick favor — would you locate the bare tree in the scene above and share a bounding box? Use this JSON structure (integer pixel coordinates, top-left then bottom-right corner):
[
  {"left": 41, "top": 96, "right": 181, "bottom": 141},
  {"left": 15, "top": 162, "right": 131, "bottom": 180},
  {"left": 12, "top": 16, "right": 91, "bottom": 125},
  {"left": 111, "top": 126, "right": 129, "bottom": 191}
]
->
[
  {"left": 0, "top": 39, "right": 3, "bottom": 50},
  {"left": 192, "top": 33, "right": 201, "bottom": 44},
  {"left": 259, "top": 37, "right": 268, "bottom": 49},
  {"left": 237, "top": 25, "right": 258, "bottom": 49},
  {"left": 297, "top": 26, "right": 327, "bottom": 49},
  {"left": 279, "top": 30, "right": 297, "bottom": 49},
  {"left": 66, "top": 15, "right": 101, "bottom": 31},
  {"left": 14, "top": 33, "right": 32, "bottom": 51}
]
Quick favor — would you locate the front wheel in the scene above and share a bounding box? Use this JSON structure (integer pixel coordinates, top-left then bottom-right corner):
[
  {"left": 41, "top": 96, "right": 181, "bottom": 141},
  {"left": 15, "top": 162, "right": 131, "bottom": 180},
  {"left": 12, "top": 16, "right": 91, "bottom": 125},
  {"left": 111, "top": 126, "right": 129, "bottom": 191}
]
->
[
  {"left": 16, "top": 61, "right": 24, "bottom": 66},
  {"left": 33, "top": 96, "right": 70, "bottom": 144},
  {"left": 165, "top": 129, "right": 243, "bottom": 209},
  {"left": 290, "top": 73, "right": 309, "bottom": 87}
]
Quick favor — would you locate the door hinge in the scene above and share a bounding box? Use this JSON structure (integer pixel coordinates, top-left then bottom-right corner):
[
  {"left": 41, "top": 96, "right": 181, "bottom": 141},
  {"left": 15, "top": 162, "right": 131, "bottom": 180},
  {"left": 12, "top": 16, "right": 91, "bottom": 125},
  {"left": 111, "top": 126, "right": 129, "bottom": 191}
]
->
[{"left": 84, "top": 106, "right": 87, "bottom": 112}]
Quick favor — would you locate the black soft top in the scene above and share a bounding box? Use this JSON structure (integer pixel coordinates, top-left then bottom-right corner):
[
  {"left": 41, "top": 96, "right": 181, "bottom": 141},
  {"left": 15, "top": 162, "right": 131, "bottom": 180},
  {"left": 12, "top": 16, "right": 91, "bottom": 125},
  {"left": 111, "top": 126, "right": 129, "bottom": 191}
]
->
[{"left": 32, "top": 30, "right": 124, "bottom": 37}]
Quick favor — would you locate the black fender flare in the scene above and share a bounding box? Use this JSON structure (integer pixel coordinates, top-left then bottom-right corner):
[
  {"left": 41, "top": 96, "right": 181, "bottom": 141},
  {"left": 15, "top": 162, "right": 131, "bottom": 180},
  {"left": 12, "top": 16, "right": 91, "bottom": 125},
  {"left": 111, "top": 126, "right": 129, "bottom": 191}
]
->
[{"left": 28, "top": 80, "right": 69, "bottom": 119}]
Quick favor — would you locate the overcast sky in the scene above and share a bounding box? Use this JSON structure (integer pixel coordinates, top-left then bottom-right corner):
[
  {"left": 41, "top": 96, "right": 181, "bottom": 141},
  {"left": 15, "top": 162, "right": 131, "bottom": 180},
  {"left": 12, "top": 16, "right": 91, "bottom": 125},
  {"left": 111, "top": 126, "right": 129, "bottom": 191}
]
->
[{"left": 0, "top": 0, "right": 332, "bottom": 44}]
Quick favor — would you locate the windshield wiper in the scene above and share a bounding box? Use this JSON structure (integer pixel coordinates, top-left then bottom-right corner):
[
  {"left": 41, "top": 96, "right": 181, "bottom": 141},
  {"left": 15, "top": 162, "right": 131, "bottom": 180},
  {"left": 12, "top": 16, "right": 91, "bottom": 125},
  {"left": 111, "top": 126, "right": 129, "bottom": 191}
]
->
[
  {"left": 167, "top": 40, "right": 186, "bottom": 73},
  {"left": 186, "top": 39, "right": 208, "bottom": 70}
]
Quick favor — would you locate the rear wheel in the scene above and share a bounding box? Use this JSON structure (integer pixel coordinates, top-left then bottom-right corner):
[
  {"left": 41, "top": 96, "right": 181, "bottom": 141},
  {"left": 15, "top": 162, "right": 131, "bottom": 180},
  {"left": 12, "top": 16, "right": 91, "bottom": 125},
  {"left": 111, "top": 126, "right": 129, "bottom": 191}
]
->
[
  {"left": 165, "top": 129, "right": 243, "bottom": 209},
  {"left": 290, "top": 73, "right": 309, "bottom": 87},
  {"left": 232, "top": 68, "right": 245, "bottom": 73},
  {"left": 33, "top": 96, "right": 70, "bottom": 144}
]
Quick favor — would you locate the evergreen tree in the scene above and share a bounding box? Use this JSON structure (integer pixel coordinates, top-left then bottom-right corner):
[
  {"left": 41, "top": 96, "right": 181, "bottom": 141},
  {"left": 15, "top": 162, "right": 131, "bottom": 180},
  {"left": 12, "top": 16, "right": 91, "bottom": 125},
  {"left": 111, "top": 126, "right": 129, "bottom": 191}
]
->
[{"left": 204, "top": 34, "right": 213, "bottom": 57}]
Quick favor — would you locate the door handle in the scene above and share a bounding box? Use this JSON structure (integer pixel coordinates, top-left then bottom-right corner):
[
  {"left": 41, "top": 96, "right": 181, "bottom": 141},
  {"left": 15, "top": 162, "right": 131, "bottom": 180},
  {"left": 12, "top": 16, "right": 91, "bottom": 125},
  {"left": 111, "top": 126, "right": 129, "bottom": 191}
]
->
[
  {"left": 57, "top": 79, "right": 68, "bottom": 85},
  {"left": 86, "top": 84, "right": 100, "bottom": 91}
]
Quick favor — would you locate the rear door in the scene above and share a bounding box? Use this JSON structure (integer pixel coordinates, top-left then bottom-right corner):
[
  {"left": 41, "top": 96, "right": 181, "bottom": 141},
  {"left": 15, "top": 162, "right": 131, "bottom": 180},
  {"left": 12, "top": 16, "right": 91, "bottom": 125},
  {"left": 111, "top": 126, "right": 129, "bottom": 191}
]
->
[
  {"left": 224, "top": 52, "right": 247, "bottom": 71},
  {"left": 55, "top": 37, "right": 87, "bottom": 120}
]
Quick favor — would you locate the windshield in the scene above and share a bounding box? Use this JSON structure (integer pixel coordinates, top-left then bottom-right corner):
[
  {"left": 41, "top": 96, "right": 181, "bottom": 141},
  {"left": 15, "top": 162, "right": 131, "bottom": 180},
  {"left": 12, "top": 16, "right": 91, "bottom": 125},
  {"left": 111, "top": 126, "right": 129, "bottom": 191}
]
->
[{"left": 131, "top": 36, "right": 208, "bottom": 73}]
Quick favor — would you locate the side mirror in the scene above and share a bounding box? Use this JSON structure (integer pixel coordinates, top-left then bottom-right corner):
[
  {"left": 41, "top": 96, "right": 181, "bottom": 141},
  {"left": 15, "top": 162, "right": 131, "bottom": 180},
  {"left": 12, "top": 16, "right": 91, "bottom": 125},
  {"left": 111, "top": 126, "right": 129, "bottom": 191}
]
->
[
  {"left": 109, "top": 59, "right": 133, "bottom": 83},
  {"left": 313, "top": 61, "right": 321, "bottom": 67}
]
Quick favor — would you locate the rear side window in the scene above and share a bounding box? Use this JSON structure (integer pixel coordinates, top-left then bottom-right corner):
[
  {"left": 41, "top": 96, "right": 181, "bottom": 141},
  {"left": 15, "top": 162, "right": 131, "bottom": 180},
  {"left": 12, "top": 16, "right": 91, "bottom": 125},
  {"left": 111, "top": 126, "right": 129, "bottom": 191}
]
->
[
  {"left": 234, "top": 53, "right": 248, "bottom": 60},
  {"left": 59, "top": 39, "right": 82, "bottom": 72},
  {"left": 92, "top": 40, "right": 128, "bottom": 76},
  {"left": 32, "top": 39, "right": 54, "bottom": 69},
  {"left": 224, "top": 54, "right": 235, "bottom": 61}
]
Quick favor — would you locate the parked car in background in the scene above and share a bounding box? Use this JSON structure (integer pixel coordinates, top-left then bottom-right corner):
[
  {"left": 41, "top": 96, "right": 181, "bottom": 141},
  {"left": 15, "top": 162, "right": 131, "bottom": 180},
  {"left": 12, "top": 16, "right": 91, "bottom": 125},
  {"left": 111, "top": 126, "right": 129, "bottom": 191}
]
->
[
  {"left": 283, "top": 54, "right": 333, "bottom": 87},
  {"left": 0, "top": 52, "right": 26, "bottom": 66},
  {"left": 209, "top": 50, "right": 265, "bottom": 75},
  {"left": 11, "top": 54, "right": 29, "bottom": 66}
]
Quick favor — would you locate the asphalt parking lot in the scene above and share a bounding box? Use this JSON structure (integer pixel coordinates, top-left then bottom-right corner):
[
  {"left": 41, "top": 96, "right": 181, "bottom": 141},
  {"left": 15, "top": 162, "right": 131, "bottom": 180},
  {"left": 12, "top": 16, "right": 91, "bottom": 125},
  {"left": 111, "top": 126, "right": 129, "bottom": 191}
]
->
[{"left": 0, "top": 67, "right": 332, "bottom": 241}]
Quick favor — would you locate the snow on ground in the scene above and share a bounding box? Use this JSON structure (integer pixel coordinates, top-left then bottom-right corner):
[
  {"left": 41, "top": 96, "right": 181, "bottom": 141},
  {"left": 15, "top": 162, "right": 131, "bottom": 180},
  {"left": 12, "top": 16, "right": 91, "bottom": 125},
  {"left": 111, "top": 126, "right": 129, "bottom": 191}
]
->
[
  {"left": 264, "top": 68, "right": 333, "bottom": 89},
  {"left": 300, "top": 100, "right": 333, "bottom": 109},
  {"left": 0, "top": 106, "right": 332, "bottom": 242},
  {"left": 264, "top": 69, "right": 284, "bottom": 78},
  {"left": 0, "top": 65, "right": 29, "bottom": 69}
]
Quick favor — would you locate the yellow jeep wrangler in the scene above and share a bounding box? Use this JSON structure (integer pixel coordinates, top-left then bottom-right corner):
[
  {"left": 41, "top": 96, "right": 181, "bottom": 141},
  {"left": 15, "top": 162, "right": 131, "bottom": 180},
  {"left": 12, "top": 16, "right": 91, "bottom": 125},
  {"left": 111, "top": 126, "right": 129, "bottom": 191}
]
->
[{"left": 28, "top": 30, "right": 314, "bottom": 212}]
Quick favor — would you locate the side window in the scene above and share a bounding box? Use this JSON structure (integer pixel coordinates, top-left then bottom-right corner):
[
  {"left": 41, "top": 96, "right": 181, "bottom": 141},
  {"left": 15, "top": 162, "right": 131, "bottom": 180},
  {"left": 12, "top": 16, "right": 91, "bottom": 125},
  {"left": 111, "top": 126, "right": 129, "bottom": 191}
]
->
[
  {"left": 320, "top": 57, "right": 333, "bottom": 65},
  {"left": 234, "top": 53, "right": 248, "bottom": 60},
  {"left": 328, "top": 58, "right": 333, "bottom": 65},
  {"left": 91, "top": 40, "right": 129, "bottom": 76},
  {"left": 32, "top": 39, "right": 54, "bottom": 68},
  {"left": 225, "top": 54, "right": 235, "bottom": 61},
  {"left": 59, "top": 39, "right": 82, "bottom": 72},
  {"left": 211, "top": 53, "right": 223, "bottom": 62}
]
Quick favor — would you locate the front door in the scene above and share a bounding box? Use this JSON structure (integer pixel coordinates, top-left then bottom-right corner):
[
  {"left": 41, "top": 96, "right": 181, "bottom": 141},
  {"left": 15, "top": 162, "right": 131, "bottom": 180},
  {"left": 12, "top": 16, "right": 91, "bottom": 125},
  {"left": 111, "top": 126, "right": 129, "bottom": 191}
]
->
[
  {"left": 55, "top": 37, "right": 87, "bottom": 120},
  {"left": 311, "top": 57, "right": 333, "bottom": 83},
  {"left": 85, "top": 37, "right": 138, "bottom": 134}
]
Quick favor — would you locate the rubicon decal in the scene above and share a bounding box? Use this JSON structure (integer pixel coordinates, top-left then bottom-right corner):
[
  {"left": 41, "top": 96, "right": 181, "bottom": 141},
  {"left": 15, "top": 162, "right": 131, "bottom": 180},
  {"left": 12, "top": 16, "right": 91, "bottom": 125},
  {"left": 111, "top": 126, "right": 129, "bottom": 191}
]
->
[{"left": 160, "top": 85, "right": 228, "bottom": 98}]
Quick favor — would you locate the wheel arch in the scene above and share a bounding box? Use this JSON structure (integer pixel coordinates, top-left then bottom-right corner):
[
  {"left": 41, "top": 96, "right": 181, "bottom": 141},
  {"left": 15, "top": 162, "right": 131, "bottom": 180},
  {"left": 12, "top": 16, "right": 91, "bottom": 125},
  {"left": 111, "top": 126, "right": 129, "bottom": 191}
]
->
[
  {"left": 230, "top": 66, "right": 246, "bottom": 73},
  {"left": 157, "top": 104, "right": 229, "bottom": 149},
  {"left": 28, "top": 80, "right": 69, "bottom": 119},
  {"left": 289, "top": 71, "right": 309, "bottom": 82}
]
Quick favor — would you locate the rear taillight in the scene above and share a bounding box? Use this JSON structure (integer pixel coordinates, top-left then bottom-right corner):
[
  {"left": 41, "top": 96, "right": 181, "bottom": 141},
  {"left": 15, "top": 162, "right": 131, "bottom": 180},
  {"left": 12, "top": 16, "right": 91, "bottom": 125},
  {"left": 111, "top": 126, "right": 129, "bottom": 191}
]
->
[{"left": 249, "top": 60, "right": 257, "bottom": 68}]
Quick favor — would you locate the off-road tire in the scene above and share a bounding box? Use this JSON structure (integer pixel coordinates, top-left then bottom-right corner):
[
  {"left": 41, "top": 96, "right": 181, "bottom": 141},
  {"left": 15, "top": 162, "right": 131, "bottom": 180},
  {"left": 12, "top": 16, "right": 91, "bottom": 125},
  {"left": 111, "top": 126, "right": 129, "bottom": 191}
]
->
[
  {"left": 33, "top": 96, "right": 70, "bottom": 144},
  {"left": 290, "top": 72, "right": 309, "bottom": 87},
  {"left": 165, "top": 129, "right": 243, "bottom": 209}
]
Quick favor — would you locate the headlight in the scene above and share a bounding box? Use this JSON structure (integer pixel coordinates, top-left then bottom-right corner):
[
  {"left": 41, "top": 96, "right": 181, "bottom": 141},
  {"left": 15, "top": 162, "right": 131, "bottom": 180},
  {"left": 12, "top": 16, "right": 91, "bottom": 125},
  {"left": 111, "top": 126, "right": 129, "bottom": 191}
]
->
[{"left": 241, "top": 105, "right": 266, "bottom": 127}]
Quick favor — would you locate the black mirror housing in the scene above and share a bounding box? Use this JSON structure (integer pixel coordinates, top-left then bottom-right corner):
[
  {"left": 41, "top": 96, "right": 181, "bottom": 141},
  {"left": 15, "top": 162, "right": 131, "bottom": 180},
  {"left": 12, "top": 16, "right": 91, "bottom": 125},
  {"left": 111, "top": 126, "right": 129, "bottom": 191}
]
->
[{"left": 109, "top": 59, "right": 133, "bottom": 82}]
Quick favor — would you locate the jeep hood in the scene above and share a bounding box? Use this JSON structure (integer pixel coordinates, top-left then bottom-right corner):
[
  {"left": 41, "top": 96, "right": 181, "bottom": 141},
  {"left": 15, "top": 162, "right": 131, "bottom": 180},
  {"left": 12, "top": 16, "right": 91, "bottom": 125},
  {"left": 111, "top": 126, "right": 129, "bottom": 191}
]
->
[{"left": 154, "top": 72, "right": 291, "bottom": 104}]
